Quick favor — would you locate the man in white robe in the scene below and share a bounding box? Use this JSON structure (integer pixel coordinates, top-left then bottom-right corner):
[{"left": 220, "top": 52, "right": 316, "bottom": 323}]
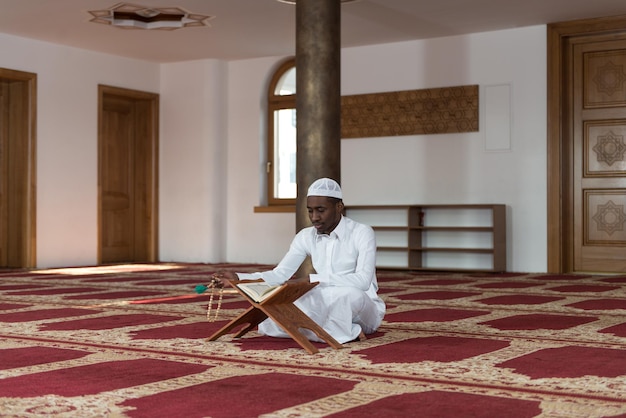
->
[{"left": 221, "top": 178, "right": 385, "bottom": 344}]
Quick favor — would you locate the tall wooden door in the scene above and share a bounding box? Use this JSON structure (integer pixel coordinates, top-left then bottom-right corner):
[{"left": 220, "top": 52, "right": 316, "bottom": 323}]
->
[
  {"left": 548, "top": 17, "right": 626, "bottom": 273},
  {"left": 0, "top": 69, "right": 36, "bottom": 268},
  {"left": 572, "top": 38, "right": 626, "bottom": 272},
  {"left": 0, "top": 80, "right": 8, "bottom": 266},
  {"left": 99, "top": 86, "right": 158, "bottom": 264}
]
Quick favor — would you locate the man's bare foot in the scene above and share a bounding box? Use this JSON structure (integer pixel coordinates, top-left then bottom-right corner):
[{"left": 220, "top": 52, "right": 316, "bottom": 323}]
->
[{"left": 346, "top": 330, "right": 367, "bottom": 344}]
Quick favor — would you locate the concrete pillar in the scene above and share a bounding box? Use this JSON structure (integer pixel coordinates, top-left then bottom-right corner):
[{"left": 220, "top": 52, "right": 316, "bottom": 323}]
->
[{"left": 295, "top": 0, "right": 341, "bottom": 233}]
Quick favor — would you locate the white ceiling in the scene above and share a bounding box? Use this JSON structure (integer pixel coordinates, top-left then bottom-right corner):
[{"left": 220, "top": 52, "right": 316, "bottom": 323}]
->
[{"left": 2, "top": 0, "right": 626, "bottom": 63}]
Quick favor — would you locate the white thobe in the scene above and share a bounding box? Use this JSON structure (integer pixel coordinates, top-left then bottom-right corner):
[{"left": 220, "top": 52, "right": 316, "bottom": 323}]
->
[{"left": 237, "top": 216, "right": 385, "bottom": 344}]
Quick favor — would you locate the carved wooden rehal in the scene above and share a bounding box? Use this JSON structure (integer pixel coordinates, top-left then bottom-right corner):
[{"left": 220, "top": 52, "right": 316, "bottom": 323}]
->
[{"left": 340, "top": 85, "right": 478, "bottom": 138}]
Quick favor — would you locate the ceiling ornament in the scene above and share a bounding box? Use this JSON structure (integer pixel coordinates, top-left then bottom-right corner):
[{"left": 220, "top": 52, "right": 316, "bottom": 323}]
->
[
  {"left": 89, "top": 2, "right": 213, "bottom": 30},
  {"left": 276, "top": 0, "right": 359, "bottom": 4}
]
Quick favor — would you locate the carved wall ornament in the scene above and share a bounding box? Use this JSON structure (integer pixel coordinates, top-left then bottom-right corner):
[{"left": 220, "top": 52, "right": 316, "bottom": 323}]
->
[
  {"left": 592, "top": 130, "right": 626, "bottom": 166},
  {"left": 592, "top": 200, "right": 626, "bottom": 236},
  {"left": 340, "top": 85, "right": 478, "bottom": 138},
  {"left": 592, "top": 60, "right": 626, "bottom": 96}
]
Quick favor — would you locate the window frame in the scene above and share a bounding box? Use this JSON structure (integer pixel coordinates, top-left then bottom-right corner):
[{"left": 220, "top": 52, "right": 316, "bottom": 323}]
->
[{"left": 266, "top": 58, "right": 296, "bottom": 207}]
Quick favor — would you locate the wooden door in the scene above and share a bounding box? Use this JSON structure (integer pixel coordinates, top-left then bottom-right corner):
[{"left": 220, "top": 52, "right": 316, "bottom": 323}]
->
[
  {"left": 0, "top": 69, "right": 36, "bottom": 268},
  {"left": 572, "top": 38, "right": 626, "bottom": 272},
  {"left": 99, "top": 86, "right": 158, "bottom": 264},
  {"left": 100, "top": 96, "right": 135, "bottom": 262},
  {"left": 0, "top": 81, "right": 8, "bottom": 266},
  {"left": 548, "top": 16, "right": 626, "bottom": 273}
]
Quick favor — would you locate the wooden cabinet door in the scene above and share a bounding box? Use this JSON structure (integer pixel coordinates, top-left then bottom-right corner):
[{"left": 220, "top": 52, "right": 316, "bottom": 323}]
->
[{"left": 573, "top": 39, "right": 626, "bottom": 272}]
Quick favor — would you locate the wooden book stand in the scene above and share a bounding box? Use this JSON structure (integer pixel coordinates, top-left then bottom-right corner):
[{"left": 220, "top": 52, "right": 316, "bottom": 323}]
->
[{"left": 207, "top": 279, "right": 343, "bottom": 354}]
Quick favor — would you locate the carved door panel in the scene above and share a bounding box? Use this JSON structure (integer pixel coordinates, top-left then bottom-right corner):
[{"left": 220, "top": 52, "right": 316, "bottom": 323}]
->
[{"left": 573, "top": 39, "right": 626, "bottom": 272}]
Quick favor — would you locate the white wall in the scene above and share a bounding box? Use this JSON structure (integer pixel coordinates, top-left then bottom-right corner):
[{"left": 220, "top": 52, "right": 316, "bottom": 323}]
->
[
  {"left": 159, "top": 56, "right": 296, "bottom": 264},
  {"left": 224, "top": 25, "right": 547, "bottom": 272},
  {"left": 159, "top": 60, "right": 228, "bottom": 263},
  {"left": 0, "top": 24, "right": 548, "bottom": 272},
  {"left": 0, "top": 33, "right": 159, "bottom": 268},
  {"left": 225, "top": 57, "right": 297, "bottom": 263}
]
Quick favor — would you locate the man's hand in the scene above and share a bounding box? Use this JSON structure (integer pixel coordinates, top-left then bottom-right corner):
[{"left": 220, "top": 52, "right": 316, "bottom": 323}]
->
[{"left": 213, "top": 271, "right": 238, "bottom": 287}]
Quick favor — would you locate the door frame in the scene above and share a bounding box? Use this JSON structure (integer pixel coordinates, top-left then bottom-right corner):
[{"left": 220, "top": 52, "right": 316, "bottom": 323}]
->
[
  {"left": 547, "top": 14, "right": 626, "bottom": 273},
  {"left": 97, "top": 85, "right": 159, "bottom": 264},
  {"left": 0, "top": 68, "right": 37, "bottom": 268}
]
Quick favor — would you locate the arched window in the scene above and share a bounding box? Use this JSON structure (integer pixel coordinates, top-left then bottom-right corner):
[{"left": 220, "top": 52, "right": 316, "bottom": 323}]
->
[{"left": 266, "top": 58, "right": 296, "bottom": 206}]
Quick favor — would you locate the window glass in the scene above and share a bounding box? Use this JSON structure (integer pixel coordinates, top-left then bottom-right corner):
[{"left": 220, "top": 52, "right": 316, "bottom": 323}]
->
[
  {"left": 273, "top": 108, "right": 297, "bottom": 199},
  {"left": 267, "top": 59, "right": 297, "bottom": 206},
  {"left": 274, "top": 67, "right": 296, "bottom": 95}
]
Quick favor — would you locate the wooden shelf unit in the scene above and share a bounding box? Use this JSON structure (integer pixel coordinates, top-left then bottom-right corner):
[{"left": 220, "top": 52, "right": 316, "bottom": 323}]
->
[{"left": 345, "top": 204, "right": 507, "bottom": 272}]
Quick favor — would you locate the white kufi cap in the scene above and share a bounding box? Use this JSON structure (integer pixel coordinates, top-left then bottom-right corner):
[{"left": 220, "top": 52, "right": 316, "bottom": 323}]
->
[{"left": 307, "top": 178, "right": 342, "bottom": 199}]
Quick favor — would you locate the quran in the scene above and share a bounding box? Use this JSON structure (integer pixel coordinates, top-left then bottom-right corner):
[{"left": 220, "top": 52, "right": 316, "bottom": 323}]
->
[{"left": 236, "top": 281, "right": 281, "bottom": 302}]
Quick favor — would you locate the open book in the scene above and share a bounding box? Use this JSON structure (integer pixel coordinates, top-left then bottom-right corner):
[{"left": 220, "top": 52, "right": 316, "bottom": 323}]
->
[{"left": 236, "top": 281, "right": 282, "bottom": 303}]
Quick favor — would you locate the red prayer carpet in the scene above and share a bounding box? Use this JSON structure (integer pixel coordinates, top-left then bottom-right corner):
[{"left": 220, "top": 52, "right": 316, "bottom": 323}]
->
[{"left": 0, "top": 263, "right": 625, "bottom": 417}]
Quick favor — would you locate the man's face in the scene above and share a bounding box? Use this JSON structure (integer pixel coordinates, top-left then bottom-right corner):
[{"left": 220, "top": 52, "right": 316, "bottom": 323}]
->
[{"left": 307, "top": 195, "right": 343, "bottom": 235}]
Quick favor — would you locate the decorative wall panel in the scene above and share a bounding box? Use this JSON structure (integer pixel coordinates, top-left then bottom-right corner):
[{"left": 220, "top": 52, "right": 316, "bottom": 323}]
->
[
  {"left": 340, "top": 85, "right": 478, "bottom": 138},
  {"left": 585, "top": 190, "right": 626, "bottom": 244},
  {"left": 584, "top": 120, "right": 626, "bottom": 176}
]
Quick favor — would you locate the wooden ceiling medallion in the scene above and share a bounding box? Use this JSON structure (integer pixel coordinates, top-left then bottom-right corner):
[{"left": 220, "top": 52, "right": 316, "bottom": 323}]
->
[
  {"left": 276, "top": 0, "right": 360, "bottom": 4},
  {"left": 89, "top": 3, "right": 213, "bottom": 30}
]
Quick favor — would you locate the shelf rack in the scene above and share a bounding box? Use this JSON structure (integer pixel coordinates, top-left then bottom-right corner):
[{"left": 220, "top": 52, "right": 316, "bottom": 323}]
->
[{"left": 345, "top": 204, "right": 506, "bottom": 272}]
